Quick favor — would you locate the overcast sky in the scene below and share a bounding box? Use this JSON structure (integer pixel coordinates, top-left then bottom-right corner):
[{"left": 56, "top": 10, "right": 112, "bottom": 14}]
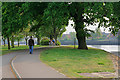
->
[{"left": 63, "top": 20, "right": 110, "bottom": 34}]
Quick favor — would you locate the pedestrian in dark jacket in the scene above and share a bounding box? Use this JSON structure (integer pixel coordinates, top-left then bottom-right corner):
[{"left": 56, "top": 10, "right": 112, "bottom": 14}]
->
[{"left": 28, "top": 36, "right": 34, "bottom": 54}]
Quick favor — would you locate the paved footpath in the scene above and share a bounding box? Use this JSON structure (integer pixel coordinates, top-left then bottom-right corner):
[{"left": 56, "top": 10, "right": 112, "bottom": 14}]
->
[
  {"left": 2, "top": 50, "right": 28, "bottom": 78},
  {"left": 13, "top": 47, "right": 66, "bottom": 78}
]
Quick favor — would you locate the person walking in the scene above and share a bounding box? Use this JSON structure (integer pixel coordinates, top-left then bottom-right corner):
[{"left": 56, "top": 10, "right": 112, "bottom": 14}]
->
[{"left": 28, "top": 36, "right": 34, "bottom": 54}]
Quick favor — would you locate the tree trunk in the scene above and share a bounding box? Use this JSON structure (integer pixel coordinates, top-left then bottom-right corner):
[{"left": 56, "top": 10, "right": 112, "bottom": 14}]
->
[
  {"left": 73, "top": 3, "right": 88, "bottom": 50},
  {"left": 18, "top": 39, "right": 19, "bottom": 47},
  {"left": 75, "top": 22, "right": 88, "bottom": 49},
  {"left": 3, "top": 39, "right": 5, "bottom": 46},
  {"left": 50, "top": 35, "right": 53, "bottom": 40},
  {"left": 76, "top": 34, "right": 88, "bottom": 49},
  {"left": 2, "top": 37, "right": 6, "bottom": 46},
  {"left": 7, "top": 37, "right": 10, "bottom": 50},
  {"left": 11, "top": 35, "right": 14, "bottom": 48},
  {"left": 37, "top": 37, "right": 40, "bottom": 45},
  {"left": 25, "top": 34, "right": 28, "bottom": 45},
  {"left": 54, "top": 35, "right": 57, "bottom": 45},
  {"left": 25, "top": 39, "right": 27, "bottom": 45},
  {"left": 53, "top": 27, "right": 57, "bottom": 45}
]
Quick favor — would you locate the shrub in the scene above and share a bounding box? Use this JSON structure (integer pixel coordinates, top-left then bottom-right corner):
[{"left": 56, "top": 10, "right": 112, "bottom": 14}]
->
[
  {"left": 41, "top": 37, "right": 49, "bottom": 45},
  {"left": 42, "top": 37, "right": 49, "bottom": 40},
  {"left": 56, "top": 40, "right": 61, "bottom": 45}
]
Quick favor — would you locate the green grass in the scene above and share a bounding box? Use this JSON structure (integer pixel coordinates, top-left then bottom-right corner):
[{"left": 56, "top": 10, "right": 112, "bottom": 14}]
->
[
  {"left": 62, "top": 45, "right": 100, "bottom": 50},
  {"left": 40, "top": 46, "right": 115, "bottom": 78},
  {"left": 0, "top": 45, "right": 49, "bottom": 56}
]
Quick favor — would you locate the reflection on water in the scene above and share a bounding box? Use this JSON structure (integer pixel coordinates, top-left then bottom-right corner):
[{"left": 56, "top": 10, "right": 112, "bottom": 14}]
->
[{"left": 88, "top": 45, "right": 119, "bottom": 52}]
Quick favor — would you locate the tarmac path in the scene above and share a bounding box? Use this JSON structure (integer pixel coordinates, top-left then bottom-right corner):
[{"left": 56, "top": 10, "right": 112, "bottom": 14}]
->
[
  {"left": 0, "top": 48, "right": 66, "bottom": 78},
  {"left": 2, "top": 49, "right": 28, "bottom": 78},
  {"left": 1, "top": 47, "right": 66, "bottom": 79},
  {"left": 13, "top": 47, "right": 66, "bottom": 78}
]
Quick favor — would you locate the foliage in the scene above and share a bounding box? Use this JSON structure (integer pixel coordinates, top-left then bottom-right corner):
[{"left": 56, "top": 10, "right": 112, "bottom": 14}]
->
[
  {"left": 43, "top": 2, "right": 69, "bottom": 41},
  {"left": 67, "top": 2, "right": 120, "bottom": 49},
  {"left": 2, "top": 2, "right": 23, "bottom": 37},
  {"left": 40, "top": 37, "right": 49, "bottom": 45},
  {"left": 58, "top": 32, "right": 76, "bottom": 42},
  {"left": 113, "top": 2, "right": 120, "bottom": 18},
  {"left": 55, "top": 40, "right": 61, "bottom": 45},
  {"left": 110, "top": 2, "right": 120, "bottom": 35},
  {"left": 14, "top": 32, "right": 24, "bottom": 42},
  {"left": 26, "top": 3, "right": 48, "bottom": 39},
  {"left": 2, "top": 2, "right": 120, "bottom": 50}
]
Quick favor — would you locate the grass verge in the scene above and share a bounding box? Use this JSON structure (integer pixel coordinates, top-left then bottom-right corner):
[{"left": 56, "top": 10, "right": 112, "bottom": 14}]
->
[
  {"left": 0, "top": 45, "right": 49, "bottom": 56},
  {"left": 40, "top": 46, "right": 115, "bottom": 78}
]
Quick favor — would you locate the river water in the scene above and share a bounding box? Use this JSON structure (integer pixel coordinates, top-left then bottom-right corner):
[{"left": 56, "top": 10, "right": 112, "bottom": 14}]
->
[{"left": 87, "top": 45, "right": 120, "bottom": 57}]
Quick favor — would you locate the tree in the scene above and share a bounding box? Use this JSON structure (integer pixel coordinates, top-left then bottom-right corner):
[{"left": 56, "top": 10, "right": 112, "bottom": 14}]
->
[
  {"left": 110, "top": 2, "right": 120, "bottom": 35},
  {"left": 68, "top": 2, "right": 119, "bottom": 49},
  {"left": 30, "top": 18, "right": 43, "bottom": 45},
  {"left": 22, "top": 27, "right": 30, "bottom": 45},
  {"left": 2, "top": 2, "right": 23, "bottom": 49},
  {"left": 27, "top": 2, "right": 119, "bottom": 49},
  {"left": 19, "top": 2, "right": 48, "bottom": 45},
  {"left": 43, "top": 2, "right": 69, "bottom": 43},
  {"left": 2, "top": 2, "right": 119, "bottom": 50},
  {"left": 15, "top": 33, "right": 24, "bottom": 47},
  {"left": 11, "top": 34, "right": 15, "bottom": 48}
]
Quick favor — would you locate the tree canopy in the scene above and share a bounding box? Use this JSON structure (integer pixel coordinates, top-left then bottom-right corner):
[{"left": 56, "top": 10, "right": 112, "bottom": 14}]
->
[
  {"left": 42, "top": 2, "right": 69, "bottom": 42},
  {"left": 2, "top": 2, "right": 120, "bottom": 50}
]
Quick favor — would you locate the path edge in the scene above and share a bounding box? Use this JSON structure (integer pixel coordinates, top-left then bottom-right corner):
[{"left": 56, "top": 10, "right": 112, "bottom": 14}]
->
[
  {"left": 10, "top": 55, "right": 22, "bottom": 80},
  {"left": 39, "top": 51, "right": 68, "bottom": 78}
]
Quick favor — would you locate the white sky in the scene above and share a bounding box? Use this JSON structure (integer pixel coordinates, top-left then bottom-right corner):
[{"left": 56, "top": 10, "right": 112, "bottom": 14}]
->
[{"left": 63, "top": 20, "right": 110, "bottom": 34}]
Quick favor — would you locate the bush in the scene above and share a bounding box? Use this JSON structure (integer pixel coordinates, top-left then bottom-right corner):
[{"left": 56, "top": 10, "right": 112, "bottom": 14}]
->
[
  {"left": 56, "top": 40, "right": 61, "bottom": 45},
  {"left": 41, "top": 37, "right": 49, "bottom": 45},
  {"left": 42, "top": 37, "right": 49, "bottom": 40}
]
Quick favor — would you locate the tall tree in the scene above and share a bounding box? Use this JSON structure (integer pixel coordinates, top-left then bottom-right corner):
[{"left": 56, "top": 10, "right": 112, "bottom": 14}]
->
[
  {"left": 22, "top": 27, "right": 30, "bottom": 45},
  {"left": 110, "top": 2, "right": 120, "bottom": 35},
  {"left": 30, "top": 17, "right": 43, "bottom": 45},
  {"left": 68, "top": 2, "right": 119, "bottom": 49},
  {"left": 2, "top": 2, "right": 23, "bottom": 49},
  {"left": 11, "top": 34, "right": 15, "bottom": 48},
  {"left": 43, "top": 2, "right": 69, "bottom": 43},
  {"left": 20, "top": 2, "right": 48, "bottom": 45}
]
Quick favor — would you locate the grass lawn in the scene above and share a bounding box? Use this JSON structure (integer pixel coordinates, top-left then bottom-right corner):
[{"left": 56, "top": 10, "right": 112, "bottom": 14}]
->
[
  {"left": 0, "top": 45, "right": 49, "bottom": 56},
  {"left": 40, "top": 46, "right": 115, "bottom": 78}
]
